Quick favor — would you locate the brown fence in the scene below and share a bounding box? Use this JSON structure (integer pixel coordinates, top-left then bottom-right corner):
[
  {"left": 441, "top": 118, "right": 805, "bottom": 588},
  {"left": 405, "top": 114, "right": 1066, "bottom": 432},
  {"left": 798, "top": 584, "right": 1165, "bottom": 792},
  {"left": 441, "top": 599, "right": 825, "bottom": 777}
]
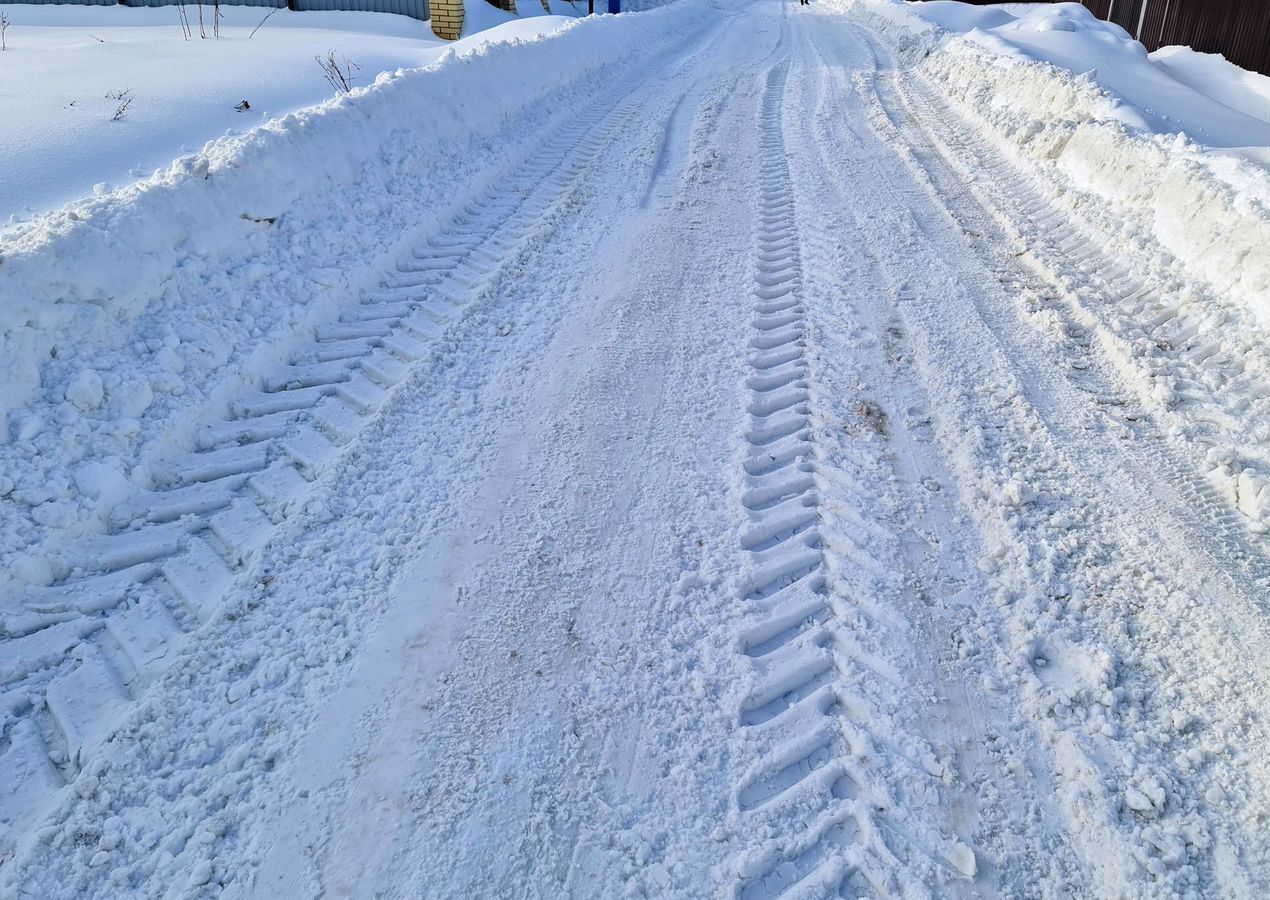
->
[{"left": 952, "top": 0, "right": 1270, "bottom": 76}]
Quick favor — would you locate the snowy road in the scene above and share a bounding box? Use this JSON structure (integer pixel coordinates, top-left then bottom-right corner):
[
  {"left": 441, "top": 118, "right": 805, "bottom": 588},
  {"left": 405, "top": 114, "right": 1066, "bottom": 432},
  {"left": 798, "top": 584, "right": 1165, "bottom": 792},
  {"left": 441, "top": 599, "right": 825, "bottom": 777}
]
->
[{"left": 4, "top": 1, "right": 1270, "bottom": 897}]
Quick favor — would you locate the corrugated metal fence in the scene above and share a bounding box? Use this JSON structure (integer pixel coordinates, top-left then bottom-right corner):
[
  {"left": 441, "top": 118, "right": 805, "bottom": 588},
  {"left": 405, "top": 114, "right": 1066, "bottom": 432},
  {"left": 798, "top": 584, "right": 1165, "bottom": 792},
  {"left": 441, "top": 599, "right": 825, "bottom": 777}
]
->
[
  {"left": 957, "top": 0, "right": 1270, "bottom": 76},
  {"left": 1095, "top": 0, "right": 1269, "bottom": 76},
  {"left": 15, "top": 0, "right": 431, "bottom": 23}
]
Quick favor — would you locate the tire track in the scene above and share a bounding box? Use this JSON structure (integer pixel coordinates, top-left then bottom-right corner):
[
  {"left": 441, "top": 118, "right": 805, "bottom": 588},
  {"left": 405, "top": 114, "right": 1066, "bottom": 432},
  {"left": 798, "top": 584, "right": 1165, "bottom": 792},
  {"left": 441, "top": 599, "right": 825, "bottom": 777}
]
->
[
  {"left": 0, "top": 18, "right": 727, "bottom": 859},
  {"left": 854, "top": 28, "right": 1270, "bottom": 628},
  {"left": 726, "top": 55, "right": 954, "bottom": 900},
  {"left": 785, "top": 17, "right": 1024, "bottom": 897},
  {"left": 836, "top": 17, "right": 1270, "bottom": 892}
]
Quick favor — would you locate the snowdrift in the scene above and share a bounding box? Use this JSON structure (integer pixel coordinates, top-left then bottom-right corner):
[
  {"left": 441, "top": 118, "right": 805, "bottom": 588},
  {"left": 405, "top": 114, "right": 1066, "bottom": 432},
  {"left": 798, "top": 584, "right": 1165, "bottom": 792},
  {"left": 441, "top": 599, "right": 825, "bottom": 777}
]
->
[
  {"left": 849, "top": 0, "right": 1270, "bottom": 328},
  {"left": 0, "top": 3, "right": 585, "bottom": 222},
  {"left": 0, "top": 1, "right": 711, "bottom": 592}
]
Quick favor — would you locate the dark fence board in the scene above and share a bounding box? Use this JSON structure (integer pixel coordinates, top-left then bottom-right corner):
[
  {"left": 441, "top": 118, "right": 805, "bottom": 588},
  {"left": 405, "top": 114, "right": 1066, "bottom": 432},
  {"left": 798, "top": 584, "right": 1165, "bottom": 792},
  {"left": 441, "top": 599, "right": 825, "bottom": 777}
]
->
[
  {"left": 1107, "top": 0, "right": 1145, "bottom": 36},
  {"left": 1083, "top": 0, "right": 1111, "bottom": 20}
]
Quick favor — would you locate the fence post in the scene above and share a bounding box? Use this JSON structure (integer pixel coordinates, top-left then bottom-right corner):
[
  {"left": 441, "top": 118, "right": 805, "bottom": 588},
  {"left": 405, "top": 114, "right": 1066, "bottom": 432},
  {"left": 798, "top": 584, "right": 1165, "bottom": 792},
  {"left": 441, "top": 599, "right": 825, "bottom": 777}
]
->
[{"left": 1156, "top": 0, "right": 1172, "bottom": 47}]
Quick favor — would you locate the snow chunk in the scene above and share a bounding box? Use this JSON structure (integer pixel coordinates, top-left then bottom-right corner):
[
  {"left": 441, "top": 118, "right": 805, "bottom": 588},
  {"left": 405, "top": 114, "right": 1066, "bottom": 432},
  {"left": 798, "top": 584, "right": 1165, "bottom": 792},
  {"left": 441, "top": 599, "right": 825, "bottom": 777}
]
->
[
  {"left": 115, "top": 380, "right": 154, "bottom": 419},
  {"left": 1125, "top": 774, "right": 1167, "bottom": 819},
  {"left": 65, "top": 370, "right": 105, "bottom": 412},
  {"left": 948, "top": 842, "right": 977, "bottom": 877}
]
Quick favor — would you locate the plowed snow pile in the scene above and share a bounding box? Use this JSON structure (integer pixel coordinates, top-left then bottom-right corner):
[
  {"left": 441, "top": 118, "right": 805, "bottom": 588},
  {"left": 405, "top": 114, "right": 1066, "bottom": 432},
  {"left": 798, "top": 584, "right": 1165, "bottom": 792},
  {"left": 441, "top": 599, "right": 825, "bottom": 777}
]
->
[{"left": 852, "top": 1, "right": 1270, "bottom": 325}]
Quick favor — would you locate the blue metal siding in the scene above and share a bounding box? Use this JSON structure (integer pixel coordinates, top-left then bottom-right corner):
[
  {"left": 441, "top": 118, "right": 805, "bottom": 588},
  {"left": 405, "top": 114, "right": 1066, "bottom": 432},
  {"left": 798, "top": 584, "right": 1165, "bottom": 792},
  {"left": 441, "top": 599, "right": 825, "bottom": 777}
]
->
[
  {"left": 14, "top": 0, "right": 429, "bottom": 22},
  {"left": 14, "top": 0, "right": 118, "bottom": 5}
]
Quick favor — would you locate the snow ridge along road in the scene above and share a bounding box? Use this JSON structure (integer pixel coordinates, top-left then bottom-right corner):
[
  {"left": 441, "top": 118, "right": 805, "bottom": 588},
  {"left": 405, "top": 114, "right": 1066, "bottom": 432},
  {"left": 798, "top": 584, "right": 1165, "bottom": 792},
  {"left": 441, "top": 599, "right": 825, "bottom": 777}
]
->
[{"left": 4, "top": 0, "right": 1270, "bottom": 896}]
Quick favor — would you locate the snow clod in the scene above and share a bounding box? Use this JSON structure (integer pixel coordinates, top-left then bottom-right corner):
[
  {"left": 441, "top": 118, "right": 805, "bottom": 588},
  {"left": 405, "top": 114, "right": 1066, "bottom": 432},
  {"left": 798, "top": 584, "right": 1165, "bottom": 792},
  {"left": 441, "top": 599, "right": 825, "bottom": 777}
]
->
[
  {"left": 65, "top": 370, "right": 105, "bottom": 412},
  {"left": 948, "top": 842, "right": 977, "bottom": 878}
]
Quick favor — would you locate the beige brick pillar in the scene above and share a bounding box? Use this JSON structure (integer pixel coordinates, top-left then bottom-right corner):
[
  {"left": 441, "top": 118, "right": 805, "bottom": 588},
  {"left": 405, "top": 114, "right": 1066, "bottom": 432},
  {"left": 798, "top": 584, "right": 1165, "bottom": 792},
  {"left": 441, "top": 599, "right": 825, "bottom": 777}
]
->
[{"left": 431, "top": 0, "right": 464, "bottom": 39}]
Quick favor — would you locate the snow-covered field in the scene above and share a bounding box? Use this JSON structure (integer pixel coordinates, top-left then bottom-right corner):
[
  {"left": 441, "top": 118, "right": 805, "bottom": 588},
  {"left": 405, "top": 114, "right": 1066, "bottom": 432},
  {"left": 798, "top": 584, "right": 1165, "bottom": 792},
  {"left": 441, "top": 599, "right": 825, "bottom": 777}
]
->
[
  {"left": 3, "top": 0, "right": 1270, "bottom": 896},
  {"left": 0, "top": 2, "right": 582, "bottom": 221}
]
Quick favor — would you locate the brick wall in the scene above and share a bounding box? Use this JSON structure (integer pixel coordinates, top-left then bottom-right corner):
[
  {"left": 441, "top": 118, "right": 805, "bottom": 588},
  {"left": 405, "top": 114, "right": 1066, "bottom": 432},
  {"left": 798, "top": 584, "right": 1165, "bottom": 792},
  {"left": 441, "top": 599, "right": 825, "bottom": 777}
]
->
[{"left": 430, "top": 0, "right": 463, "bottom": 39}]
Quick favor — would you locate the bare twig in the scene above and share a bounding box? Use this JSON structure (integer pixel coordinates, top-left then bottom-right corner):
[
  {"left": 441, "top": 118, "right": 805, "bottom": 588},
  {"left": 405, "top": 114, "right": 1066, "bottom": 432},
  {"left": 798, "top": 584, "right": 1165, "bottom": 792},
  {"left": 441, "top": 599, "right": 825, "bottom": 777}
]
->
[
  {"left": 315, "top": 50, "right": 359, "bottom": 95},
  {"left": 213, "top": 0, "right": 221, "bottom": 38},
  {"left": 249, "top": 6, "right": 281, "bottom": 39},
  {"left": 1, "top": 12, "right": 10, "bottom": 52},
  {"left": 177, "top": 4, "right": 192, "bottom": 40},
  {"left": 107, "top": 88, "right": 135, "bottom": 121},
  {"left": 197, "top": 2, "right": 206, "bottom": 39}
]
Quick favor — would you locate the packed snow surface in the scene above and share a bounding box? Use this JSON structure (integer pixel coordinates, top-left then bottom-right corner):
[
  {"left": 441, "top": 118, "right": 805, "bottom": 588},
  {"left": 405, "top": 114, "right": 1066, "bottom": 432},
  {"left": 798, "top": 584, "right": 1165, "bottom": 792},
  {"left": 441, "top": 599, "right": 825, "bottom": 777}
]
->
[
  {"left": 0, "top": 2, "right": 580, "bottom": 221},
  {"left": 4, "top": 0, "right": 1270, "bottom": 897}
]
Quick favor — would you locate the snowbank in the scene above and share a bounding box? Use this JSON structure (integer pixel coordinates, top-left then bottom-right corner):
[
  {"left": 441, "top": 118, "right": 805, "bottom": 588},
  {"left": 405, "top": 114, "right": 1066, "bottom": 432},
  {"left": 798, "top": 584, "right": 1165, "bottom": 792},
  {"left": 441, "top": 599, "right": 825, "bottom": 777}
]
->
[
  {"left": 881, "top": 2, "right": 1270, "bottom": 149},
  {"left": 850, "top": 0, "right": 1270, "bottom": 325},
  {"left": 900, "top": 0, "right": 1013, "bottom": 34},
  {"left": 950, "top": 4, "right": 1270, "bottom": 148},
  {"left": 0, "top": 0, "right": 712, "bottom": 594},
  {"left": 1151, "top": 45, "right": 1270, "bottom": 129},
  {"left": 461, "top": 0, "right": 582, "bottom": 35},
  {"left": 0, "top": 2, "right": 582, "bottom": 222}
]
